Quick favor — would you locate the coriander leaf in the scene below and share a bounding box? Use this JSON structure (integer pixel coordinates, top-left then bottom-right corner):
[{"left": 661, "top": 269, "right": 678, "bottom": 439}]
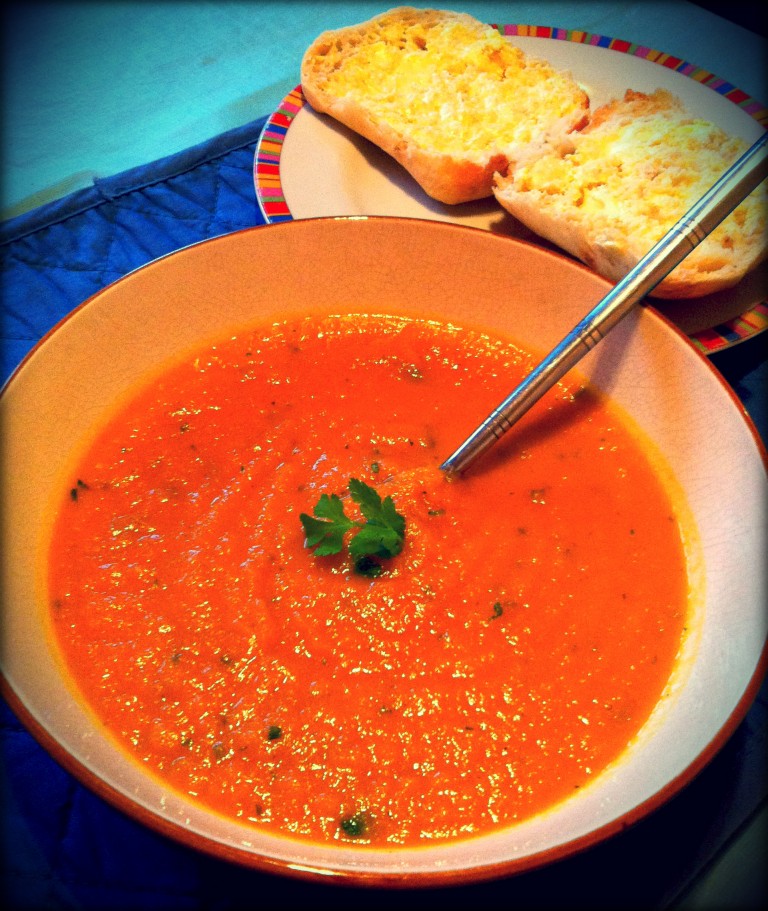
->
[
  {"left": 314, "top": 492, "right": 351, "bottom": 524},
  {"left": 379, "top": 494, "right": 406, "bottom": 541},
  {"left": 349, "top": 523, "right": 403, "bottom": 559},
  {"left": 339, "top": 811, "right": 370, "bottom": 838},
  {"left": 348, "top": 479, "right": 405, "bottom": 557},
  {"left": 348, "top": 477, "right": 382, "bottom": 519},
  {"left": 300, "top": 493, "right": 356, "bottom": 556},
  {"left": 300, "top": 478, "right": 406, "bottom": 569},
  {"left": 353, "top": 555, "right": 384, "bottom": 578}
]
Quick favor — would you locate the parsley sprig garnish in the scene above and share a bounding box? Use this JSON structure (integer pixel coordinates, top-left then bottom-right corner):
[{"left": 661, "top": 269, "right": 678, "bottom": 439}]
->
[{"left": 300, "top": 478, "right": 406, "bottom": 576}]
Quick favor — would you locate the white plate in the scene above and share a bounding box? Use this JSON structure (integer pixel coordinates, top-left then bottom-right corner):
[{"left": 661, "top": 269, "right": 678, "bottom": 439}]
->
[{"left": 255, "top": 26, "right": 768, "bottom": 353}]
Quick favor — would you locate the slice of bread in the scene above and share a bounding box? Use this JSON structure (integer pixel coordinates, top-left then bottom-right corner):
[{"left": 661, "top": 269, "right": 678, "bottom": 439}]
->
[
  {"left": 493, "top": 89, "right": 768, "bottom": 299},
  {"left": 300, "top": 6, "right": 589, "bottom": 205}
]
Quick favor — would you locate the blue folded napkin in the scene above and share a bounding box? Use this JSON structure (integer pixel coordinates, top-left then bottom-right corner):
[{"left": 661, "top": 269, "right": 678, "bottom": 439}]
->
[{"left": 1, "top": 118, "right": 268, "bottom": 386}]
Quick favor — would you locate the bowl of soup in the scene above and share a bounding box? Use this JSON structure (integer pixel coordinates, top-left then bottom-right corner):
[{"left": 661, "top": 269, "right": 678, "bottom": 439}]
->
[{"left": 1, "top": 216, "right": 765, "bottom": 886}]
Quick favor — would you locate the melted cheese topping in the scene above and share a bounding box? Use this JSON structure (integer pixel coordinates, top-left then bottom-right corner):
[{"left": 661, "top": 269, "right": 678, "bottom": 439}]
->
[
  {"left": 508, "top": 109, "right": 766, "bottom": 270},
  {"left": 310, "top": 18, "right": 586, "bottom": 154}
]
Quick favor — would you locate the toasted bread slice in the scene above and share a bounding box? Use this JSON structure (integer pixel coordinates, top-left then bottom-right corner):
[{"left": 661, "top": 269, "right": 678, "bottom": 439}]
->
[
  {"left": 493, "top": 89, "right": 768, "bottom": 298},
  {"left": 300, "top": 7, "right": 589, "bottom": 204}
]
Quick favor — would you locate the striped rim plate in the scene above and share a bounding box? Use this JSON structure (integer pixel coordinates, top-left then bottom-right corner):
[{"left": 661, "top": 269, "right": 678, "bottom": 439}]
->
[{"left": 254, "top": 26, "right": 767, "bottom": 354}]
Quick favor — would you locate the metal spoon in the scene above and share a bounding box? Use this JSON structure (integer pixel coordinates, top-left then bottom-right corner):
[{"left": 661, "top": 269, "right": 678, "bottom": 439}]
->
[{"left": 440, "top": 130, "right": 768, "bottom": 476}]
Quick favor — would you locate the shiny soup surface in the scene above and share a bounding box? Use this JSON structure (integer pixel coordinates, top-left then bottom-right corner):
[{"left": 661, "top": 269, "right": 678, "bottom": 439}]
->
[{"left": 48, "top": 313, "right": 690, "bottom": 846}]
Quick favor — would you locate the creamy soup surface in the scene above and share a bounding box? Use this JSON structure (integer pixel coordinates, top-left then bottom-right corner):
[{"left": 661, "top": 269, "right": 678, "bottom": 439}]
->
[{"left": 48, "top": 313, "right": 690, "bottom": 846}]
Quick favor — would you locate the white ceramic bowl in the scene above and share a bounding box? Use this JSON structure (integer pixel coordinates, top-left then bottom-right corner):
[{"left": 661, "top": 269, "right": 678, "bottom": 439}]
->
[{"left": 1, "top": 217, "right": 766, "bottom": 887}]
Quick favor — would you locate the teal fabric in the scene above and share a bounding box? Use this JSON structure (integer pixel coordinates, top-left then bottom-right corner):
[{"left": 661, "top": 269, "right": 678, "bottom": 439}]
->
[{"left": 1, "top": 0, "right": 528, "bottom": 217}]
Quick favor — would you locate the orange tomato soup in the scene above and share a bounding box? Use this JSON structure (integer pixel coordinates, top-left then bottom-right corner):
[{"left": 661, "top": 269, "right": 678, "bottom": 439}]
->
[{"left": 47, "top": 313, "right": 689, "bottom": 846}]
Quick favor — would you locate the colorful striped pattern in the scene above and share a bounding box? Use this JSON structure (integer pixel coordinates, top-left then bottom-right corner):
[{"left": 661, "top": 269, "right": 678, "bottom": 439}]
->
[
  {"left": 255, "top": 86, "right": 304, "bottom": 222},
  {"left": 689, "top": 301, "right": 768, "bottom": 353},
  {"left": 498, "top": 25, "right": 768, "bottom": 123},
  {"left": 253, "top": 26, "right": 767, "bottom": 353}
]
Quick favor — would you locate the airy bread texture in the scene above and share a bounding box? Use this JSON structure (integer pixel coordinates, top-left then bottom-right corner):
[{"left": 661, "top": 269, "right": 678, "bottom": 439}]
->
[
  {"left": 493, "top": 89, "right": 768, "bottom": 299},
  {"left": 300, "top": 6, "right": 589, "bottom": 204}
]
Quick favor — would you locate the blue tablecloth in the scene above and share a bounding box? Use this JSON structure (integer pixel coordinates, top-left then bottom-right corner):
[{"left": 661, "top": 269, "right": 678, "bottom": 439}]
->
[{"left": 1, "top": 116, "right": 766, "bottom": 911}]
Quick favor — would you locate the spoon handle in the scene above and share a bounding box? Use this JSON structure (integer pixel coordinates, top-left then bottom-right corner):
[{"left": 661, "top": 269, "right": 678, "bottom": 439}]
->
[{"left": 440, "top": 130, "right": 768, "bottom": 475}]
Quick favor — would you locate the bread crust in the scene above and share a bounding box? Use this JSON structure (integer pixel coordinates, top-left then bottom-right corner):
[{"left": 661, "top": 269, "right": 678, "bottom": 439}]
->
[
  {"left": 493, "top": 89, "right": 768, "bottom": 298},
  {"left": 301, "top": 82, "right": 509, "bottom": 205},
  {"left": 301, "top": 7, "right": 589, "bottom": 205}
]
